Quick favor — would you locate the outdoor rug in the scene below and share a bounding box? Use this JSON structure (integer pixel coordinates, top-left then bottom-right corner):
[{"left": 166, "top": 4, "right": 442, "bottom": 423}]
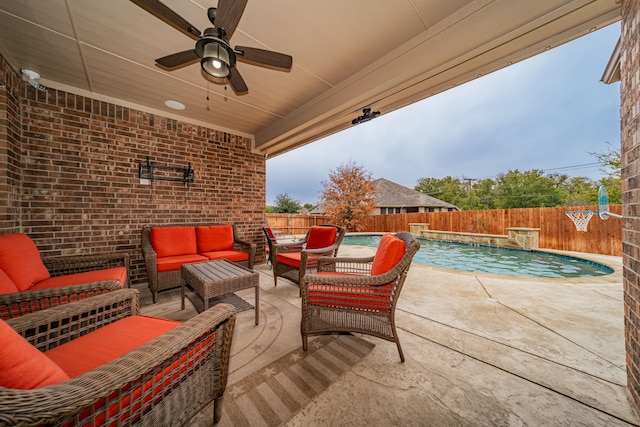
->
[{"left": 216, "top": 333, "right": 375, "bottom": 426}]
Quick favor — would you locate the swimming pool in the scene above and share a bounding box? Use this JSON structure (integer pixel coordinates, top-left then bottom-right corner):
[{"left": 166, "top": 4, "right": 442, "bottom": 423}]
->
[{"left": 343, "top": 234, "right": 613, "bottom": 278}]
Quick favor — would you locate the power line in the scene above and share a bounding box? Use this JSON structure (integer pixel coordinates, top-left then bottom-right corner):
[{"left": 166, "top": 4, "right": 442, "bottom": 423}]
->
[{"left": 473, "top": 162, "right": 601, "bottom": 180}]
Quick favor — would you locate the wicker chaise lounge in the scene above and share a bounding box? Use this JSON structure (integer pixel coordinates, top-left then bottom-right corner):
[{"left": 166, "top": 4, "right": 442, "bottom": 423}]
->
[
  {"left": 0, "top": 288, "right": 236, "bottom": 426},
  {"left": 301, "top": 232, "right": 420, "bottom": 362}
]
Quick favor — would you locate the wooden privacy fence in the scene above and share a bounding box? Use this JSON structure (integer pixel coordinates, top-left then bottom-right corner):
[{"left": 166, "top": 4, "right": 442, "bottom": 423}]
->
[
  {"left": 266, "top": 204, "right": 622, "bottom": 256},
  {"left": 266, "top": 214, "right": 330, "bottom": 236}
]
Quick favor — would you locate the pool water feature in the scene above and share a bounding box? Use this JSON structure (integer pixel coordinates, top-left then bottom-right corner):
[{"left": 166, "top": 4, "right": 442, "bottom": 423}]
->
[{"left": 343, "top": 235, "right": 613, "bottom": 278}]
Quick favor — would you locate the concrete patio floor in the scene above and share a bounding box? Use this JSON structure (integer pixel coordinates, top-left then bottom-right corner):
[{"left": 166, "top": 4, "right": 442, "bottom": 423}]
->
[{"left": 263, "top": 244, "right": 640, "bottom": 426}]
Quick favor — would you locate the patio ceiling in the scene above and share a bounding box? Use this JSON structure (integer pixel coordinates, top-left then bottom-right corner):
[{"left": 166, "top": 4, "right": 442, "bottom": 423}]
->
[{"left": 0, "top": 1, "right": 621, "bottom": 157}]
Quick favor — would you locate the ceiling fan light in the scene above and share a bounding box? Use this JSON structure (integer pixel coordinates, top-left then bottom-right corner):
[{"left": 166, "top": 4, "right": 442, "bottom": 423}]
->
[{"left": 201, "top": 42, "right": 230, "bottom": 78}]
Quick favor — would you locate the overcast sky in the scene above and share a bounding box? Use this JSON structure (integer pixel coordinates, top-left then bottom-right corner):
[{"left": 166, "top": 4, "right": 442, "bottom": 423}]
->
[{"left": 266, "top": 23, "right": 621, "bottom": 206}]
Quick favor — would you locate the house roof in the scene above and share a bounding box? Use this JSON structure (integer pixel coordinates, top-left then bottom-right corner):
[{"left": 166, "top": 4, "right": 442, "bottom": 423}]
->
[
  {"left": 374, "top": 178, "right": 458, "bottom": 210},
  {"left": 0, "top": 2, "right": 620, "bottom": 157}
]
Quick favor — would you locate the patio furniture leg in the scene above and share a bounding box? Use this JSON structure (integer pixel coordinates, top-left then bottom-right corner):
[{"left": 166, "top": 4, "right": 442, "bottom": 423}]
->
[
  {"left": 213, "top": 397, "right": 223, "bottom": 423},
  {"left": 396, "top": 339, "right": 405, "bottom": 363}
]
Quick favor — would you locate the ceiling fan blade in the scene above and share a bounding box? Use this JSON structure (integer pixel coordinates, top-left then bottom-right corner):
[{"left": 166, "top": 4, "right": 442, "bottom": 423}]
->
[
  {"left": 235, "top": 46, "right": 293, "bottom": 71},
  {"left": 156, "top": 50, "right": 199, "bottom": 70},
  {"left": 130, "top": 0, "right": 201, "bottom": 40},
  {"left": 228, "top": 69, "right": 249, "bottom": 95},
  {"left": 216, "top": 0, "right": 248, "bottom": 39}
]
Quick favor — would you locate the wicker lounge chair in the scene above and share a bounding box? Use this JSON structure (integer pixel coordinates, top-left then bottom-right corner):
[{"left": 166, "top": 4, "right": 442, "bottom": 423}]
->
[
  {"left": 0, "top": 288, "right": 236, "bottom": 426},
  {"left": 301, "top": 232, "right": 420, "bottom": 362},
  {"left": 0, "top": 236, "right": 130, "bottom": 320},
  {"left": 271, "top": 224, "right": 345, "bottom": 295},
  {"left": 262, "top": 226, "right": 303, "bottom": 267}
]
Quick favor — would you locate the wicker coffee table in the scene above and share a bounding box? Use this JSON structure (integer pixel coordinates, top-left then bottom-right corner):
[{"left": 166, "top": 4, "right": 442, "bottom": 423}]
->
[{"left": 181, "top": 259, "right": 259, "bottom": 325}]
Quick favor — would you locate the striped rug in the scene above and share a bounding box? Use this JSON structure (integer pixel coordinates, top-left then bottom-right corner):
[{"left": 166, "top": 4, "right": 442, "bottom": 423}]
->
[{"left": 218, "top": 334, "right": 375, "bottom": 426}]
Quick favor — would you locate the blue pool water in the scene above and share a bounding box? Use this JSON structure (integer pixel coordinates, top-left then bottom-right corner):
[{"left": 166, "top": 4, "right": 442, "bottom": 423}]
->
[{"left": 343, "top": 234, "right": 613, "bottom": 278}]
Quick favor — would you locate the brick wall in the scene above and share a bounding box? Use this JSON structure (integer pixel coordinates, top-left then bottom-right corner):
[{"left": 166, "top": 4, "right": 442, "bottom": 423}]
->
[
  {"left": 621, "top": 0, "right": 640, "bottom": 408},
  {"left": 0, "top": 54, "right": 266, "bottom": 285},
  {"left": 0, "top": 57, "right": 22, "bottom": 232}
]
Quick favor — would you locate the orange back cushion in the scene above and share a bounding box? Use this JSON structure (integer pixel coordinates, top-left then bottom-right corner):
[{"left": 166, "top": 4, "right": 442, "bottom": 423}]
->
[
  {"left": 0, "top": 233, "right": 51, "bottom": 291},
  {"left": 196, "top": 225, "right": 234, "bottom": 252},
  {"left": 306, "top": 226, "right": 338, "bottom": 250},
  {"left": 0, "top": 269, "right": 18, "bottom": 294},
  {"left": 0, "top": 319, "right": 69, "bottom": 389},
  {"left": 150, "top": 227, "right": 197, "bottom": 257},
  {"left": 370, "top": 234, "right": 406, "bottom": 276},
  {"left": 264, "top": 227, "right": 276, "bottom": 239}
]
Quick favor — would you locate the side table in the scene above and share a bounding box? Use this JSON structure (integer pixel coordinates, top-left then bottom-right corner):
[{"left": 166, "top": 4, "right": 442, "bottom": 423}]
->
[{"left": 181, "top": 259, "right": 259, "bottom": 325}]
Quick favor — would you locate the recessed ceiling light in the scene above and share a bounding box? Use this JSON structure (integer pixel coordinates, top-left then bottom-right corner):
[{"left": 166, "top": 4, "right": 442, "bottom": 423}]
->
[{"left": 164, "top": 100, "right": 185, "bottom": 110}]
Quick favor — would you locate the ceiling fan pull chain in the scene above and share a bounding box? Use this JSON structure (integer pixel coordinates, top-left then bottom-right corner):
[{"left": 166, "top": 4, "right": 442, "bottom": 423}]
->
[{"left": 206, "top": 81, "right": 210, "bottom": 111}]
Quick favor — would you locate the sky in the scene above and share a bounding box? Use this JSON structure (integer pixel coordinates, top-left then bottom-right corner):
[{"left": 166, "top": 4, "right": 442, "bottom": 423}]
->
[{"left": 266, "top": 23, "right": 621, "bottom": 206}]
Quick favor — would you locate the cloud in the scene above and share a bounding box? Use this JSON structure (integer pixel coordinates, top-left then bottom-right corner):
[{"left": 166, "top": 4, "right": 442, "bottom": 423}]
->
[{"left": 267, "top": 23, "right": 621, "bottom": 205}]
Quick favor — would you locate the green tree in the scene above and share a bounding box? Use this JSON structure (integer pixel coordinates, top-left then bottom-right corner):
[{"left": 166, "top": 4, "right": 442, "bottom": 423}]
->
[
  {"left": 557, "top": 175, "right": 597, "bottom": 206},
  {"left": 470, "top": 178, "right": 497, "bottom": 210},
  {"left": 494, "top": 169, "right": 565, "bottom": 208},
  {"left": 590, "top": 141, "right": 621, "bottom": 179},
  {"left": 319, "top": 162, "right": 379, "bottom": 231},
  {"left": 271, "top": 192, "right": 302, "bottom": 213},
  {"left": 591, "top": 142, "right": 621, "bottom": 204},
  {"left": 414, "top": 176, "right": 467, "bottom": 208}
]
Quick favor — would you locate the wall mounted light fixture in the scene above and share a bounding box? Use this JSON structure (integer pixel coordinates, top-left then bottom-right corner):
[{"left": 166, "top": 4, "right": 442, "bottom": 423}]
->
[{"left": 352, "top": 107, "right": 380, "bottom": 125}]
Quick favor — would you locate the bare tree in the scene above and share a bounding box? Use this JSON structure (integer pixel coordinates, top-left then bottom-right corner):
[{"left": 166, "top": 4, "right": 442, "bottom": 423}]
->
[{"left": 319, "top": 162, "right": 379, "bottom": 231}]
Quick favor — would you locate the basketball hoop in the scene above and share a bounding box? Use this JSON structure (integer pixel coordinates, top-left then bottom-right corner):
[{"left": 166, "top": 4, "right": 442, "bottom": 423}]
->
[
  {"left": 565, "top": 210, "right": 595, "bottom": 232},
  {"left": 598, "top": 185, "right": 623, "bottom": 220}
]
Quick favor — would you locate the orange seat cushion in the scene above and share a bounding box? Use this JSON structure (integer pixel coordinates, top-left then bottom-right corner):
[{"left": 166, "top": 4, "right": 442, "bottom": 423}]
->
[
  {"left": 0, "top": 319, "right": 69, "bottom": 389},
  {"left": 46, "top": 315, "right": 181, "bottom": 377},
  {"left": 150, "top": 227, "right": 197, "bottom": 257},
  {"left": 306, "top": 226, "right": 338, "bottom": 250},
  {"left": 370, "top": 234, "right": 406, "bottom": 276},
  {"left": 276, "top": 252, "right": 324, "bottom": 269},
  {"left": 0, "top": 269, "right": 18, "bottom": 295},
  {"left": 0, "top": 233, "right": 51, "bottom": 291},
  {"left": 50, "top": 316, "right": 215, "bottom": 426},
  {"left": 201, "top": 250, "right": 249, "bottom": 263},
  {"left": 156, "top": 254, "right": 208, "bottom": 272},
  {"left": 196, "top": 225, "right": 234, "bottom": 252},
  {"left": 31, "top": 267, "right": 127, "bottom": 290}
]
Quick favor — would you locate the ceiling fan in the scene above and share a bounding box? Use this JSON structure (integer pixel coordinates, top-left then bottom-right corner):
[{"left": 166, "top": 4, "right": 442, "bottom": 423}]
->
[{"left": 131, "top": 0, "right": 293, "bottom": 95}]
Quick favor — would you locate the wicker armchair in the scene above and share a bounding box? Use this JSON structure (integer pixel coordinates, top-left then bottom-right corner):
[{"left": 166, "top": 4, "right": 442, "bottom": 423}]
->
[
  {"left": 301, "top": 232, "right": 420, "bottom": 362},
  {"left": 271, "top": 224, "right": 346, "bottom": 295},
  {"left": 0, "top": 251, "right": 129, "bottom": 320},
  {"left": 262, "top": 226, "right": 303, "bottom": 267},
  {"left": 0, "top": 288, "right": 236, "bottom": 426}
]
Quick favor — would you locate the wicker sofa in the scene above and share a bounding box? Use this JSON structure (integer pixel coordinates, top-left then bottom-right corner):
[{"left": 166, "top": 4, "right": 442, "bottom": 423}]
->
[
  {"left": 0, "top": 233, "right": 129, "bottom": 319},
  {"left": 142, "top": 224, "right": 256, "bottom": 302},
  {"left": 0, "top": 288, "right": 236, "bottom": 426}
]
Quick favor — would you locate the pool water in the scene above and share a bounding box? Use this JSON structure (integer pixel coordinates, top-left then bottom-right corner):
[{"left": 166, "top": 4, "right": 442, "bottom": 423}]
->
[{"left": 343, "top": 235, "right": 613, "bottom": 278}]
